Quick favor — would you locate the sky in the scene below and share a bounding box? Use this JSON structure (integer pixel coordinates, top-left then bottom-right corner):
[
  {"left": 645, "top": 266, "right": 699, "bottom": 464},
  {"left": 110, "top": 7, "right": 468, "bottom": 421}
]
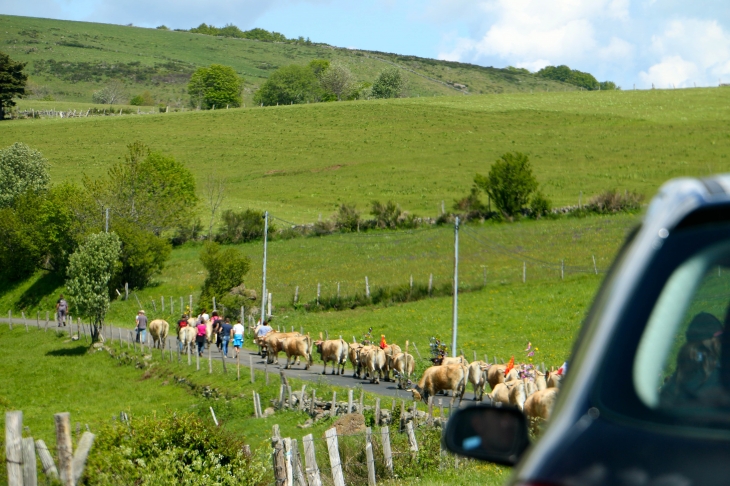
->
[{"left": 2, "top": 0, "right": 729, "bottom": 89}]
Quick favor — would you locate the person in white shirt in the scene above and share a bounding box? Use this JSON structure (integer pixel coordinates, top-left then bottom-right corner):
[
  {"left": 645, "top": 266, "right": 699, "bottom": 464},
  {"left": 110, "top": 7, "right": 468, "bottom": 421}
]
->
[{"left": 232, "top": 319, "right": 245, "bottom": 358}]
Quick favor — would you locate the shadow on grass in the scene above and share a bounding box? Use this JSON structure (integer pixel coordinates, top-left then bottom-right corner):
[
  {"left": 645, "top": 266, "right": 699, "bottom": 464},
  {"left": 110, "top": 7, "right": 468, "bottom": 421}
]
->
[
  {"left": 46, "top": 346, "right": 88, "bottom": 357},
  {"left": 17, "top": 272, "right": 64, "bottom": 308}
]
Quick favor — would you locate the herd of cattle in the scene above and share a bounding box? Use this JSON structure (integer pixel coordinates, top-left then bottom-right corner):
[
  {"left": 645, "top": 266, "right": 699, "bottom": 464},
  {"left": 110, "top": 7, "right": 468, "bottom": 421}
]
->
[
  {"left": 252, "top": 329, "right": 562, "bottom": 424},
  {"left": 140, "top": 320, "right": 561, "bottom": 424}
]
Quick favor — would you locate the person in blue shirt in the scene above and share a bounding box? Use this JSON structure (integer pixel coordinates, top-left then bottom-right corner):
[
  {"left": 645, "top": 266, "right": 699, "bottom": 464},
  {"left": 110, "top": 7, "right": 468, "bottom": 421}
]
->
[{"left": 220, "top": 318, "right": 233, "bottom": 357}]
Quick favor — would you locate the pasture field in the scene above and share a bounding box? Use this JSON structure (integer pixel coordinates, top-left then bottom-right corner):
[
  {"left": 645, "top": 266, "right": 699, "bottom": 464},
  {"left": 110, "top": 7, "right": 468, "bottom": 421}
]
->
[
  {"left": 0, "top": 88, "right": 728, "bottom": 223},
  {"left": 0, "top": 14, "right": 571, "bottom": 106},
  {"left": 1, "top": 213, "right": 638, "bottom": 352}
]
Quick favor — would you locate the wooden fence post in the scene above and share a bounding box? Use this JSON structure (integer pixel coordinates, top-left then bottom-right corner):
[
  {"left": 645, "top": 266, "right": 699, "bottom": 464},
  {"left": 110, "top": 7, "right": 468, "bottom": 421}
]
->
[
  {"left": 325, "top": 428, "right": 345, "bottom": 486},
  {"left": 364, "top": 427, "right": 377, "bottom": 486},
  {"left": 291, "top": 439, "right": 305, "bottom": 486},
  {"left": 208, "top": 343, "right": 212, "bottom": 374},
  {"left": 359, "top": 390, "right": 364, "bottom": 412},
  {"left": 250, "top": 356, "right": 255, "bottom": 383},
  {"left": 405, "top": 421, "right": 419, "bottom": 454},
  {"left": 5, "top": 411, "right": 23, "bottom": 486},
  {"left": 288, "top": 386, "right": 293, "bottom": 410},
  {"left": 54, "top": 412, "right": 73, "bottom": 486},
  {"left": 22, "top": 436, "right": 38, "bottom": 486},
  {"left": 279, "top": 385, "right": 285, "bottom": 409},
  {"left": 71, "top": 431, "right": 95, "bottom": 485},
  {"left": 427, "top": 396, "right": 434, "bottom": 425},
  {"left": 299, "top": 385, "right": 306, "bottom": 411},
  {"left": 365, "top": 276, "right": 370, "bottom": 298},
  {"left": 302, "top": 434, "right": 322, "bottom": 486},
  {"left": 331, "top": 392, "right": 337, "bottom": 417},
  {"left": 8, "top": 310, "right": 12, "bottom": 330},
  {"left": 348, "top": 390, "right": 353, "bottom": 414},
  {"left": 283, "top": 438, "right": 293, "bottom": 486},
  {"left": 380, "top": 426, "right": 393, "bottom": 476},
  {"left": 253, "top": 391, "right": 260, "bottom": 418},
  {"left": 374, "top": 398, "right": 381, "bottom": 426},
  {"left": 35, "top": 440, "right": 58, "bottom": 480},
  {"left": 45, "top": 311, "right": 49, "bottom": 332},
  {"left": 271, "top": 427, "right": 286, "bottom": 486},
  {"left": 310, "top": 390, "right": 316, "bottom": 415}
]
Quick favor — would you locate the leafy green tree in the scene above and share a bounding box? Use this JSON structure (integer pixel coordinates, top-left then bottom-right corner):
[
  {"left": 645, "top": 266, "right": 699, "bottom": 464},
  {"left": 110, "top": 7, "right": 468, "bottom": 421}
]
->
[
  {"left": 66, "top": 232, "right": 122, "bottom": 342},
  {"left": 371, "top": 68, "right": 405, "bottom": 99},
  {"left": 0, "top": 51, "right": 28, "bottom": 120},
  {"left": 319, "top": 61, "right": 355, "bottom": 101},
  {"left": 308, "top": 59, "right": 330, "bottom": 77},
  {"left": 85, "top": 141, "right": 198, "bottom": 235},
  {"left": 0, "top": 142, "right": 49, "bottom": 208},
  {"left": 188, "top": 64, "right": 243, "bottom": 109},
  {"left": 0, "top": 206, "right": 39, "bottom": 282},
  {"left": 474, "top": 152, "right": 539, "bottom": 220},
  {"left": 253, "top": 64, "right": 321, "bottom": 106},
  {"left": 537, "top": 65, "right": 599, "bottom": 90},
  {"left": 599, "top": 81, "right": 620, "bottom": 90},
  {"left": 199, "top": 242, "right": 251, "bottom": 308},
  {"left": 112, "top": 220, "right": 171, "bottom": 289}
]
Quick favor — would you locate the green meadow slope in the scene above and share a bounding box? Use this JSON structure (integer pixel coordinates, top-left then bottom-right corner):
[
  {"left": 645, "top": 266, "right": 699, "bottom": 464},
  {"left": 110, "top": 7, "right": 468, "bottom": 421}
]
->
[
  {"left": 0, "top": 14, "right": 575, "bottom": 106},
  {"left": 1, "top": 88, "right": 728, "bottom": 221}
]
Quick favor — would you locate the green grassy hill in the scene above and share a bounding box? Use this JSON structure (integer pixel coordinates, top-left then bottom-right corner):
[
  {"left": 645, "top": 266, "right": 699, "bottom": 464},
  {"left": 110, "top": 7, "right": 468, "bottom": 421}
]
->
[
  {"left": 0, "top": 14, "right": 576, "bottom": 107},
  {"left": 1, "top": 88, "right": 727, "bottom": 221}
]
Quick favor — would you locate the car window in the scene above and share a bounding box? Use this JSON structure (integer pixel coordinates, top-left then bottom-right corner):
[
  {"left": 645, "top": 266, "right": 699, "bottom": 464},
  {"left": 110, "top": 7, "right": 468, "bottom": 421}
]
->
[{"left": 634, "top": 240, "right": 730, "bottom": 415}]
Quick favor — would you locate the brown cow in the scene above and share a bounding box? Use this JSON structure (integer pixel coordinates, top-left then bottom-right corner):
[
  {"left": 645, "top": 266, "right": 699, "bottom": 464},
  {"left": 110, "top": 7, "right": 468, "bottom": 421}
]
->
[
  {"left": 487, "top": 381, "right": 516, "bottom": 406},
  {"left": 390, "top": 352, "right": 415, "bottom": 381},
  {"left": 382, "top": 344, "right": 402, "bottom": 381},
  {"left": 348, "top": 342, "right": 365, "bottom": 378},
  {"left": 487, "top": 364, "right": 519, "bottom": 391},
  {"left": 523, "top": 387, "right": 559, "bottom": 426},
  {"left": 264, "top": 331, "right": 302, "bottom": 364},
  {"left": 359, "top": 346, "right": 386, "bottom": 384},
  {"left": 467, "top": 361, "right": 489, "bottom": 401},
  {"left": 546, "top": 371, "right": 563, "bottom": 389},
  {"left": 278, "top": 335, "right": 313, "bottom": 370},
  {"left": 508, "top": 379, "right": 538, "bottom": 411},
  {"left": 149, "top": 319, "right": 169, "bottom": 349},
  {"left": 179, "top": 325, "right": 197, "bottom": 355},
  {"left": 315, "top": 339, "right": 349, "bottom": 375},
  {"left": 408, "top": 364, "right": 467, "bottom": 406},
  {"left": 441, "top": 356, "right": 469, "bottom": 366}
]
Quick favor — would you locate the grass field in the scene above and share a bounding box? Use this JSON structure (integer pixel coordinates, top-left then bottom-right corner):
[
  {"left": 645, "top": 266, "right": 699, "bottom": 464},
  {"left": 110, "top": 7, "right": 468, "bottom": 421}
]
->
[
  {"left": 2, "top": 88, "right": 728, "bottom": 223},
  {"left": 0, "top": 324, "right": 509, "bottom": 485},
  {"left": 0, "top": 14, "right": 573, "bottom": 107}
]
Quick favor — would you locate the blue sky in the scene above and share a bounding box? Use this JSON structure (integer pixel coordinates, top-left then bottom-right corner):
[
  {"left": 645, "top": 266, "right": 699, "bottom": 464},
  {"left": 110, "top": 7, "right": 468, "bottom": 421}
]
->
[{"left": 3, "top": 0, "right": 729, "bottom": 89}]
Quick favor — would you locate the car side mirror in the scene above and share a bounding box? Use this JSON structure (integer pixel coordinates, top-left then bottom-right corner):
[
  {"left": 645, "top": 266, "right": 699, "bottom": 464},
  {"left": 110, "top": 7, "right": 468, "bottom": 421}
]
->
[{"left": 442, "top": 404, "right": 530, "bottom": 466}]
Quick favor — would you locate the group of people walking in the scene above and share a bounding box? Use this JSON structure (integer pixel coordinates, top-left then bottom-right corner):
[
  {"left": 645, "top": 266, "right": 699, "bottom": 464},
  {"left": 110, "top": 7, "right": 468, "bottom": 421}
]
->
[{"left": 174, "top": 310, "right": 246, "bottom": 358}]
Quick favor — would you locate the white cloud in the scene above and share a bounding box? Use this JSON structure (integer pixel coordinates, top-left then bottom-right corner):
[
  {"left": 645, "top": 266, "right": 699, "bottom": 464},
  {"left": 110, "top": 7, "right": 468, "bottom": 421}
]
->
[
  {"left": 642, "top": 18, "right": 730, "bottom": 87},
  {"left": 639, "top": 56, "right": 699, "bottom": 88},
  {"left": 436, "top": 0, "right": 633, "bottom": 70}
]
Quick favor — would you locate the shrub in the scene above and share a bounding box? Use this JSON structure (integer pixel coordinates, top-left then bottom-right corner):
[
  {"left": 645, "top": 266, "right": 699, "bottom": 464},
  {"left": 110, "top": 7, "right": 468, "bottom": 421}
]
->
[
  {"left": 529, "top": 191, "right": 552, "bottom": 219},
  {"left": 216, "top": 209, "right": 266, "bottom": 243},
  {"left": 371, "top": 68, "right": 405, "bottom": 99},
  {"left": 587, "top": 189, "right": 644, "bottom": 213},
  {"left": 83, "top": 413, "right": 267, "bottom": 485},
  {"left": 371, "top": 200, "right": 402, "bottom": 229},
  {"left": 172, "top": 217, "right": 202, "bottom": 246},
  {"left": 112, "top": 220, "right": 172, "bottom": 289},
  {"left": 129, "top": 91, "right": 155, "bottom": 106},
  {"left": 199, "top": 241, "right": 251, "bottom": 309},
  {"left": 253, "top": 64, "right": 321, "bottom": 106},
  {"left": 335, "top": 203, "right": 361, "bottom": 232},
  {"left": 188, "top": 64, "right": 243, "bottom": 109},
  {"left": 312, "top": 219, "right": 335, "bottom": 236},
  {"left": 474, "top": 152, "right": 539, "bottom": 220}
]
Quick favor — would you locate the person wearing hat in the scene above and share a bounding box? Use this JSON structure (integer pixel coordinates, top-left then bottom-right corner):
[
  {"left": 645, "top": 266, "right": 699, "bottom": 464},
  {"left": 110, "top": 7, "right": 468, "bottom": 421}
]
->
[{"left": 135, "top": 310, "right": 148, "bottom": 344}]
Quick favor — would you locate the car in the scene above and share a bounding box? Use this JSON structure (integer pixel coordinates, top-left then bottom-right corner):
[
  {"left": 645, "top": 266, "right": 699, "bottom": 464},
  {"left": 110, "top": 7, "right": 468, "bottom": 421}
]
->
[{"left": 444, "top": 175, "right": 730, "bottom": 486}]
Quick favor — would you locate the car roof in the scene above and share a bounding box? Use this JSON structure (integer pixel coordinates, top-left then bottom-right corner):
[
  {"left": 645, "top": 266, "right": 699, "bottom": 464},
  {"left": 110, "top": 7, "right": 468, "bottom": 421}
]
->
[{"left": 646, "top": 175, "right": 730, "bottom": 233}]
